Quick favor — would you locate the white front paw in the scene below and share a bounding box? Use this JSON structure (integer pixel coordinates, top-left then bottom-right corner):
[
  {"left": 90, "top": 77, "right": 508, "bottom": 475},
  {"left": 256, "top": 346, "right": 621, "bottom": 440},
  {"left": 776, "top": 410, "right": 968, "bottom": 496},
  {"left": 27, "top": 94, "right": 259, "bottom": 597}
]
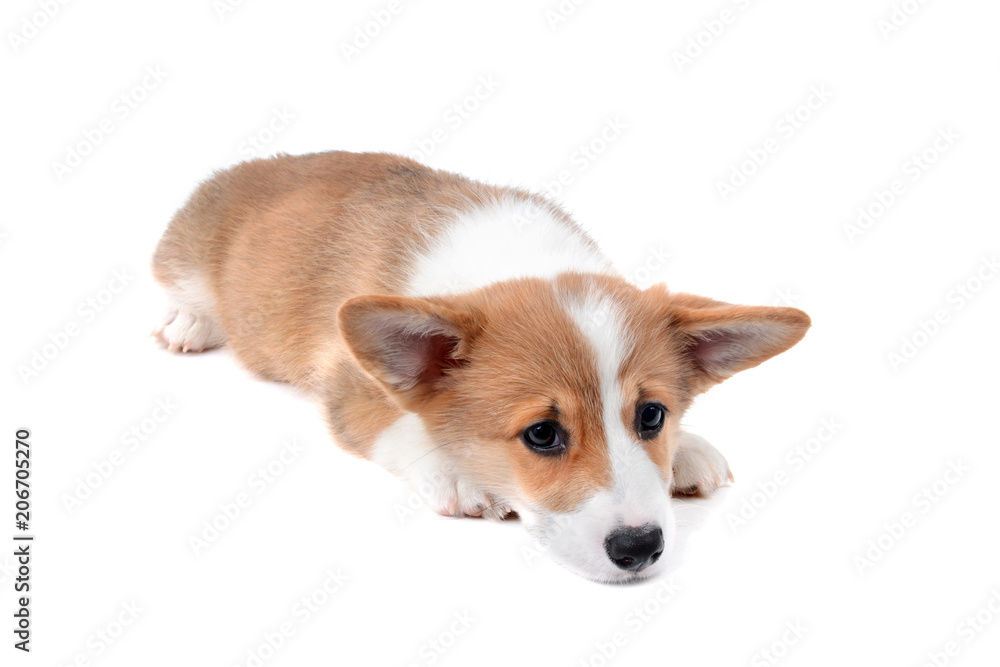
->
[
  {"left": 671, "top": 432, "right": 733, "bottom": 497},
  {"left": 373, "top": 414, "right": 515, "bottom": 521},
  {"left": 411, "top": 470, "right": 513, "bottom": 521}
]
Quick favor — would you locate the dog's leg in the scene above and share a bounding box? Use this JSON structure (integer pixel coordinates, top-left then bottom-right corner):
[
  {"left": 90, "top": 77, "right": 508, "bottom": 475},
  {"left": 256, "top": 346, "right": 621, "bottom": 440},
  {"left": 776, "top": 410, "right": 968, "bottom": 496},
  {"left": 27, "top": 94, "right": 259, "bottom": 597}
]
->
[
  {"left": 671, "top": 431, "right": 733, "bottom": 497},
  {"left": 374, "top": 414, "right": 514, "bottom": 521},
  {"left": 414, "top": 464, "right": 515, "bottom": 521},
  {"left": 151, "top": 277, "right": 226, "bottom": 353},
  {"left": 151, "top": 199, "right": 227, "bottom": 353}
]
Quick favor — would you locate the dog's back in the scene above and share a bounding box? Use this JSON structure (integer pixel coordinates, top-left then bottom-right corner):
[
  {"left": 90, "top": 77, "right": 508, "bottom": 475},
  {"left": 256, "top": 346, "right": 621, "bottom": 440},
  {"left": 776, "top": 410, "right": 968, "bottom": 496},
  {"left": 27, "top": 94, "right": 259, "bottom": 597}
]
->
[
  {"left": 153, "top": 151, "right": 606, "bottom": 388},
  {"left": 157, "top": 153, "right": 474, "bottom": 382}
]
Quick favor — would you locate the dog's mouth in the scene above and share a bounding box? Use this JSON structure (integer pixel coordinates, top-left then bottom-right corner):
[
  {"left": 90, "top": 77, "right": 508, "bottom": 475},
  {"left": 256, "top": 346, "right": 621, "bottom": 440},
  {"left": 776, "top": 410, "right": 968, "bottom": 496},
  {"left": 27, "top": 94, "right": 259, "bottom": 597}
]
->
[
  {"left": 605, "top": 568, "right": 663, "bottom": 585},
  {"left": 519, "top": 508, "right": 674, "bottom": 584},
  {"left": 567, "top": 554, "right": 669, "bottom": 586}
]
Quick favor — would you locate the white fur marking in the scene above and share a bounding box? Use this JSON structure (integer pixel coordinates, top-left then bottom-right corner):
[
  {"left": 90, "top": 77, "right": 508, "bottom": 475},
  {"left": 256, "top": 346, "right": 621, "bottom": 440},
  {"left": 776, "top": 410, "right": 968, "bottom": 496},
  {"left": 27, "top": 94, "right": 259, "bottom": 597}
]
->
[
  {"left": 372, "top": 413, "right": 507, "bottom": 518},
  {"left": 565, "top": 294, "right": 670, "bottom": 527},
  {"left": 154, "top": 277, "right": 225, "bottom": 352},
  {"left": 405, "top": 197, "right": 612, "bottom": 296},
  {"left": 524, "top": 292, "right": 674, "bottom": 582}
]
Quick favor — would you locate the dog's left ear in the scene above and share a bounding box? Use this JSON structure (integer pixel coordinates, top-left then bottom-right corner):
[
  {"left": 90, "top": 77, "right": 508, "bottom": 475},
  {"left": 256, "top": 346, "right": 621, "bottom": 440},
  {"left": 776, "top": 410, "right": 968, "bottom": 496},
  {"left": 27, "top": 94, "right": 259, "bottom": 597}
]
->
[
  {"left": 665, "top": 293, "right": 811, "bottom": 394},
  {"left": 337, "top": 294, "right": 481, "bottom": 410}
]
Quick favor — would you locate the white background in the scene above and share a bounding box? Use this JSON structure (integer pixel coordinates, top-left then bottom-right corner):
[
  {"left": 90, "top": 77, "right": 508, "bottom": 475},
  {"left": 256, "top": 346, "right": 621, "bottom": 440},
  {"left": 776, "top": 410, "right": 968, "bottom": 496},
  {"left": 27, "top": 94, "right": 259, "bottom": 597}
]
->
[{"left": 3, "top": 1, "right": 1000, "bottom": 665}]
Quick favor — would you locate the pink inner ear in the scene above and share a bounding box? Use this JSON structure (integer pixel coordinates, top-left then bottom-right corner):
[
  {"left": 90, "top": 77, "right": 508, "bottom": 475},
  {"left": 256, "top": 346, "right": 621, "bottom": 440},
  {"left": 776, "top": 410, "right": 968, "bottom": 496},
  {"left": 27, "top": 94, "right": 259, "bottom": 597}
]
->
[
  {"left": 688, "top": 327, "right": 754, "bottom": 374},
  {"left": 676, "top": 305, "right": 809, "bottom": 384},
  {"left": 396, "top": 331, "right": 463, "bottom": 385}
]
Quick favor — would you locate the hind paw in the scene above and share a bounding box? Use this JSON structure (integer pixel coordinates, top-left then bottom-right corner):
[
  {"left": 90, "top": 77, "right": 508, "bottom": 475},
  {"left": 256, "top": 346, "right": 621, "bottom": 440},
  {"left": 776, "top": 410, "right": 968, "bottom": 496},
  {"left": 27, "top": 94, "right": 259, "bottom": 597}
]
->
[{"left": 152, "top": 309, "right": 224, "bottom": 353}]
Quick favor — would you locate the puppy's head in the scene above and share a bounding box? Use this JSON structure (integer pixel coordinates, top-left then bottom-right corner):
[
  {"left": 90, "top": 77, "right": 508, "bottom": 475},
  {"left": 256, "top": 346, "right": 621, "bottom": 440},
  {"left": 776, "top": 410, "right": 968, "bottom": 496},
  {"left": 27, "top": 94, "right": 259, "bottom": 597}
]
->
[{"left": 338, "top": 275, "right": 810, "bottom": 583}]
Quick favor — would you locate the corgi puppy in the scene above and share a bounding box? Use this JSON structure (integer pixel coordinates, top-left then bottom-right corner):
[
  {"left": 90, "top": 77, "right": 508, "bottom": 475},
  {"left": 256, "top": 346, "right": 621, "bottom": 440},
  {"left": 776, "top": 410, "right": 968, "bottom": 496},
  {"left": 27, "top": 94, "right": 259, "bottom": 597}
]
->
[{"left": 152, "top": 151, "right": 810, "bottom": 583}]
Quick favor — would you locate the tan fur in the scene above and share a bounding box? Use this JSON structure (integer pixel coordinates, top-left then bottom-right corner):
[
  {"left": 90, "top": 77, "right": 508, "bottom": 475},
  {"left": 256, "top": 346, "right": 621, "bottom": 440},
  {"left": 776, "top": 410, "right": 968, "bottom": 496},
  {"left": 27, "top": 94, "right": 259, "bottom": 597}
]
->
[{"left": 152, "top": 151, "right": 810, "bottom": 518}]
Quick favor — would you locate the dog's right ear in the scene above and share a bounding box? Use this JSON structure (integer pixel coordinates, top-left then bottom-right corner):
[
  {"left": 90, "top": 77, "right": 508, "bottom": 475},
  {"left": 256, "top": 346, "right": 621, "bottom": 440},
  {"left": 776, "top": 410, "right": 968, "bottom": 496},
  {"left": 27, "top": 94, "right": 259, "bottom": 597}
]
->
[{"left": 337, "top": 295, "right": 481, "bottom": 410}]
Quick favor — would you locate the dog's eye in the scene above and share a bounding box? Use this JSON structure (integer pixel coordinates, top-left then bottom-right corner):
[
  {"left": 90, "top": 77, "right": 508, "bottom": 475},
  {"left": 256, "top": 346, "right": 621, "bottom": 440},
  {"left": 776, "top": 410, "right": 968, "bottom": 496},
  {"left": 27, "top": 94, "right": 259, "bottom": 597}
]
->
[
  {"left": 521, "top": 421, "right": 564, "bottom": 454},
  {"left": 637, "top": 403, "right": 666, "bottom": 437}
]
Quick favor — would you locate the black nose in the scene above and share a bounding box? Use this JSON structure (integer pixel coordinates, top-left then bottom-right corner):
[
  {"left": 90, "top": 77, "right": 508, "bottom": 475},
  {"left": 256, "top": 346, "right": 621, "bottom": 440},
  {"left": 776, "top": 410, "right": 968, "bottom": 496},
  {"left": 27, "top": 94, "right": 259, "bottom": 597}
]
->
[{"left": 604, "top": 525, "right": 664, "bottom": 571}]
